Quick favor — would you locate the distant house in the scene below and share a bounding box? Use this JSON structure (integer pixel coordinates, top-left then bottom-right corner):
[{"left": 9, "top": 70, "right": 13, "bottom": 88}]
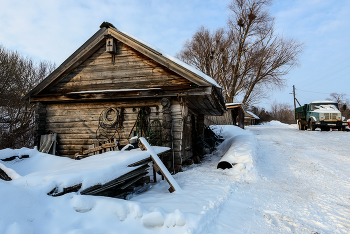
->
[
  {"left": 244, "top": 111, "right": 260, "bottom": 126},
  {"left": 24, "top": 23, "right": 226, "bottom": 173},
  {"left": 204, "top": 103, "right": 260, "bottom": 128},
  {"left": 204, "top": 103, "right": 246, "bottom": 128}
]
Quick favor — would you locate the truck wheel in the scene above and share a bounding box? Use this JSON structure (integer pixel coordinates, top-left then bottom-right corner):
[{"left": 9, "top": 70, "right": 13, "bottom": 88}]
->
[
  {"left": 298, "top": 121, "right": 303, "bottom": 130},
  {"left": 309, "top": 122, "right": 315, "bottom": 131}
]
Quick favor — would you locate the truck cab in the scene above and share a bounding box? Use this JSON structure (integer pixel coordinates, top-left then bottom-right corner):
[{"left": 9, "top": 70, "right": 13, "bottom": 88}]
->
[{"left": 295, "top": 100, "right": 348, "bottom": 131}]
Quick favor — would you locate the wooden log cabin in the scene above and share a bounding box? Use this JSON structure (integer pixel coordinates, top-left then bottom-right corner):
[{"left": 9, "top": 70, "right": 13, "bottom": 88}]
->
[{"left": 24, "top": 23, "right": 226, "bottom": 173}]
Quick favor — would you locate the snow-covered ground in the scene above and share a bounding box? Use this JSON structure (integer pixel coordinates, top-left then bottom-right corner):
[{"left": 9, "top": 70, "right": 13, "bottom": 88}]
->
[{"left": 1, "top": 122, "right": 349, "bottom": 233}]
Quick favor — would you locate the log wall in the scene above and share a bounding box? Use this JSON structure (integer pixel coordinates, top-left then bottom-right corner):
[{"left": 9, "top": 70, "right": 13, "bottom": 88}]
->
[
  {"left": 44, "top": 99, "right": 163, "bottom": 158},
  {"left": 42, "top": 98, "right": 196, "bottom": 172}
]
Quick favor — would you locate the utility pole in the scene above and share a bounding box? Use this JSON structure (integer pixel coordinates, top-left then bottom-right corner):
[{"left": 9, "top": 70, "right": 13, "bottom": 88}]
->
[{"left": 293, "top": 85, "right": 296, "bottom": 110}]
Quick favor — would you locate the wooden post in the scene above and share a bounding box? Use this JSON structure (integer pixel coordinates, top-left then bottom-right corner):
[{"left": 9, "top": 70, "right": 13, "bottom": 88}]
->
[
  {"left": 161, "top": 98, "right": 173, "bottom": 172},
  {"left": 34, "top": 102, "right": 47, "bottom": 149},
  {"left": 197, "top": 114, "right": 205, "bottom": 139},
  {"left": 161, "top": 98, "right": 172, "bottom": 148},
  {"left": 238, "top": 108, "right": 245, "bottom": 129}
]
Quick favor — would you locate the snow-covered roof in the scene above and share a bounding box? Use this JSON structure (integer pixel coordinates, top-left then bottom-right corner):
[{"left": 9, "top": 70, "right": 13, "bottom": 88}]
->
[
  {"left": 246, "top": 111, "right": 260, "bottom": 119},
  {"left": 121, "top": 31, "right": 220, "bottom": 88},
  {"left": 310, "top": 100, "right": 337, "bottom": 104},
  {"left": 3, "top": 146, "right": 169, "bottom": 194},
  {"left": 226, "top": 103, "right": 242, "bottom": 106}
]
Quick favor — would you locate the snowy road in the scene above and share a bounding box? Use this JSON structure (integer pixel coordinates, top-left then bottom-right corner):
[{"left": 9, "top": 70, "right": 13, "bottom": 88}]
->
[
  {"left": 1, "top": 123, "right": 349, "bottom": 233},
  {"left": 208, "top": 123, "right": 350, "bottom": 234}
]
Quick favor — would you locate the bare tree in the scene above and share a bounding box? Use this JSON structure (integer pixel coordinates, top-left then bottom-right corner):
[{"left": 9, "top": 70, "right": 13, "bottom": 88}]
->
[
  {"left": 326, "top": 92, "right": 350, "bottom": 119},
  {"left": 269, "top": 101, "right": 294, "bottom": 124},
  {"left": 250, "top": 105, "right": 271, "bottom": 123},
  {"left": 176, "top": 0, "right": 303, "bottom": 106},
  {"left": 0, "top": 45, "right": 55, "bottom": 149}
]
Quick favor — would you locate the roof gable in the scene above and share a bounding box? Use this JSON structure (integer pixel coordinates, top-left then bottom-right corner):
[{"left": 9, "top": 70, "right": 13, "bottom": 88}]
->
[
  {"left": 42, "top": 41, "right": 193, "bottom": 94},
  {"left": 25, "top": 27, "right": 219, "bottom": 100}
]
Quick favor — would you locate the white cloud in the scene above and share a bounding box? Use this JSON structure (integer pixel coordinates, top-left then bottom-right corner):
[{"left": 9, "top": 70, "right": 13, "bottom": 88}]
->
[{"left": 0, "top": 0, "right": 228, "bottom": 64}]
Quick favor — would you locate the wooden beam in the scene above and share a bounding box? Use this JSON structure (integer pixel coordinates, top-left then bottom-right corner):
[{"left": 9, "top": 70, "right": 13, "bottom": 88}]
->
[{"left": 30, "top": 87, "right": 213, "bottom": 103}]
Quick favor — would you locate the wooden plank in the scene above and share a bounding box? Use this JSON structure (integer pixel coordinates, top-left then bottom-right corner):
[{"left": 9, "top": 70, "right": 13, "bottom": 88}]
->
[
  {"left": 76, "top": 142, "right": 117, "bottom": 156},
  {"left": 45, "top": 112, "right": 156, "bottom": 122},
  {"left": 53, "top": 77, "right": 189, "bottom": 88},
  {"left": 57, "top": 145, "right": 87, "bottom": 150},
  {"left": 32, "top": 91, "right": 162, "bottom": 102},
  {"left": 66, "top": 64, "right": 176, "bottom": 77},
  {"left": 58, "top": 74, "right": 188, "bottom": 86},
  {"left": 139, "top": 137, "right": 182, "bottom": 193},
  {"left": 34, "top": 87, "right": 210, "bottom": 103},
  {"left": 46, "top": 101, "right": 161, "bottom": 111},
  {"left": 47, "top": 119, "right": 163, "bottom": 129}
]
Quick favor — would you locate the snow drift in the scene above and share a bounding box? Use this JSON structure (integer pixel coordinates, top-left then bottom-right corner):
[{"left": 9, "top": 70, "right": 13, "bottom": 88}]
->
[
  {"left": 0, "top": 125, "right": 258, "bottom": 233},
  {"left": 211, "top": 125, "right": 256, "bottom": 172}
]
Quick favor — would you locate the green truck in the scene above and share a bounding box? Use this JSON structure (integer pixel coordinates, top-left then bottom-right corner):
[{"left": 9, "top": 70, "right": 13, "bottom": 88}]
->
[{"left": 295, "top": 100, "right": 348, "bottom": 131}]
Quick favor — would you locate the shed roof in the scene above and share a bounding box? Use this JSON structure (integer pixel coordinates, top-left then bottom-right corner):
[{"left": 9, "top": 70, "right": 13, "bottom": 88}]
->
[{"left": 245, "top": 111, "right": 260, "bottom": 119}]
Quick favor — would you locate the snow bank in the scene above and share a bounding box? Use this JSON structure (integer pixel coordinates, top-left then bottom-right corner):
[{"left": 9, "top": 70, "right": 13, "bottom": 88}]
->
[
  {"left": 0, "top": 146, "right": 192, "bottom": 233},
  {"left": 0, "top": 163, "right": 21, "bottom": 180},
  {"left": 0, "top": 180, "right": 191, "bottom": 234},
  {"left": 212, "top": 126, "right": 256, "bottom": 176},
  {"left": 0, "top": 128, "right": 259, "bottom": 233},
  {"left": 262, "top": 120, "right": 289, "bottom": 126},
  {"left": 0, "top": 148, "right": 72, "bottom": 176}
]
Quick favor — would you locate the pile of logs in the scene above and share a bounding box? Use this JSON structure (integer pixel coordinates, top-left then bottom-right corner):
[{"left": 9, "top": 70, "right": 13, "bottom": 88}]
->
[{"left": 48, "top": 157, "right": 152, "bottom": 198}]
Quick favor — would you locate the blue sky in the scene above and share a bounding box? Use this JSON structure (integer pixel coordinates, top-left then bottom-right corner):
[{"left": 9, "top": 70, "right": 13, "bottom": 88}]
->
[{"left": 1, "top": 0, "right": 349, "bottom": 109}]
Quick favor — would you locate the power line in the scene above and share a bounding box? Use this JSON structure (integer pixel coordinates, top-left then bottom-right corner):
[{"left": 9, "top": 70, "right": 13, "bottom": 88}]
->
[
  {"left": 297, "top": 56, "right": 350, "bottom": 86},
  {"left": 293, "top": 87, "right": 350, "bottom": 105},
  {"left": 312, "top": 72, "right": 349, "bottom": 89},
  {"left": 297, "top": 89, "right": 348, "bottom": 96},
  {"left": 302, "top": 64, "right": 350, "bottom": 87},
  {"left": 296, "top": 92, "right": 314, "bottom": 101}
]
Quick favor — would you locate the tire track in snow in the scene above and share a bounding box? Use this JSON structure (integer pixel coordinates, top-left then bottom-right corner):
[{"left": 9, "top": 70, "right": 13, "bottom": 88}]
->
[{"left": 249, "top": 124, "right": 350, "bottom": 233}]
